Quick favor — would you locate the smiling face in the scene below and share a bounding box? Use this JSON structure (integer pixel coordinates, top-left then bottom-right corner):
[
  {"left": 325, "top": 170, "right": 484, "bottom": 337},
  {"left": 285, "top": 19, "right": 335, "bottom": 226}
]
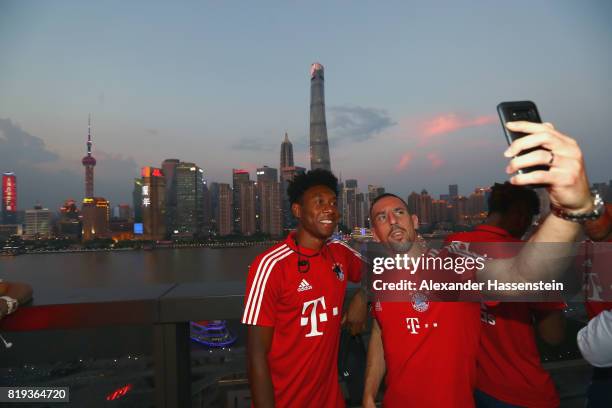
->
[
  {"left": 370, "top": 195, "right": 419, "bottom": 253},
  {"left": 292, "top": 185, "right": 339, "bottom": 242}
]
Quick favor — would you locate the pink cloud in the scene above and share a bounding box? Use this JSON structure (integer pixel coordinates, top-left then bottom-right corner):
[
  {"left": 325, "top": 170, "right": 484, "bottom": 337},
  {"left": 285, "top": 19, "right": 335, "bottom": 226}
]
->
[
  {"left": 426, "top": 152, "right": 444, "bottom": 169},
  {"left": 418, "top": 113, "right": 497, "bottom": 143},
  {"left": 395, "top": 151, "right": 413, "bottom": 172}
]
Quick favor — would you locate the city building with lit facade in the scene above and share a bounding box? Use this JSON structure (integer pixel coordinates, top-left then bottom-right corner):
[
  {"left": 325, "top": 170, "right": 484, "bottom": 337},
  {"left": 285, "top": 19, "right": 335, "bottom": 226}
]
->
[
  {"left": 24, "top": 204, "right": 52, "bottom": 239},
  {"left": 58, "top": 199, "right": 82, "bottom": 240},
  {"left": 217, "top": 183, "right": 233, "bottom": 236},
  {"left": 174, "top": 162, "right": 204, "bottom": 238},
  {"left": 239, "top": 180, "right": 256, "bottom": 236},
  {"left": 257, "top": 166, "right": 282, "bottom": 237},
  {"left": 232, "top": 169, "right": 250, "bottom": 233},
  {"left": 81, "top": 197, "right": 110, "bottom": 240},
  {"left": 2, "top": 172, "right": 17, "bottom": 225},
  {"left": 141, "top": 166, "right": 166, "bottom": 240}
]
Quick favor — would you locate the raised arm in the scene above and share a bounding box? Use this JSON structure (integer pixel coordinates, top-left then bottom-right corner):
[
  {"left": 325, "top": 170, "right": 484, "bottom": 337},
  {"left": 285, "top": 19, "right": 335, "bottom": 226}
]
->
[{"left": 480, "top": 121, "right": 595, "bottom": 286}]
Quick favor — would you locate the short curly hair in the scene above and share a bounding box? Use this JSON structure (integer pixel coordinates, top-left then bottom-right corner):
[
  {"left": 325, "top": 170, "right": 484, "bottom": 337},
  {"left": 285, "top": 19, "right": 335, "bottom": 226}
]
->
[
  {"left": 487, "top": 182, "right": 540, "bottom": 217},
  {"left": 287, "top": 169, "right": 338, "bottom": 205}
]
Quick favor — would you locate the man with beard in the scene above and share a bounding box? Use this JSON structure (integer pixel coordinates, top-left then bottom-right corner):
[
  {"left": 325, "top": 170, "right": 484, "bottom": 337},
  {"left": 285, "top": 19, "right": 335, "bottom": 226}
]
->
[
  {"left": 243, "top": 169, "right": 367, "bottom": 407},
  {"left": 363, "top": 121, "right": 601, "bottom": 407}
]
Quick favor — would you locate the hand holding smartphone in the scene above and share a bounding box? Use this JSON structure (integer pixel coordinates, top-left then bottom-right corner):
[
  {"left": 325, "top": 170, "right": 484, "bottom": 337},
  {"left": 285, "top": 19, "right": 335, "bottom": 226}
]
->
[{"left": 497, "top": 101, "right": 550, "bottom": 175}]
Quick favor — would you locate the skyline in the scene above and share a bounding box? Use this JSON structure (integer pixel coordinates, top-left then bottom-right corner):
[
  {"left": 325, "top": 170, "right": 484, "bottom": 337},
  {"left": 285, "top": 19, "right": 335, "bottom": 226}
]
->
[{"left": 1, "top": 1, "right": 612, "bottom": 209}]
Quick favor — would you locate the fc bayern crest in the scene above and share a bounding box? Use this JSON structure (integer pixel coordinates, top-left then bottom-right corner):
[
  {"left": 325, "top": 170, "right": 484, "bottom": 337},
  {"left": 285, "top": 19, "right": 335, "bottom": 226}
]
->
[
  {"left": 333, "top": 263, "right": 345, "bottom": 281},
  {"left": 410, "top": 292, "right": 429, "bottom": 312}
]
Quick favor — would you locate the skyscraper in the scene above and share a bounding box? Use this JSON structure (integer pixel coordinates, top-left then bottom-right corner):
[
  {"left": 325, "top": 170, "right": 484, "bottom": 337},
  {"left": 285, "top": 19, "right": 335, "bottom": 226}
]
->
[
  {"left": 81, "top": 197, "right": 110, "bottom": 240},
  {"left": 2, "top": 172, "right": 17, "bottom": 224},
  {"left": 233, "top": 169, "right": 250, "bottom": 233},
  {"left": 240, "top": 180, "right": 257, "bottom": 236},
  {"left": 25, "top": 204, "right": 51, "bottom": 239},
  {"left": 280, "top": 132, "right": 294, "bottom": 169},
  {"left": 141, "top": 166, "right": 166, "bottom": 240},
  {"left": 175, "top": 162, "right": 204, "bottom": 238},
  {"left": 449, "top": 184, "right": 459, "bottom": 198},
  {"left": 257, "top": 166, "right": 282, "bottom": 238},
  {"left": 217, "top": 183, "right": 233, "bottom": 236},
  {"left": 132, "top": 178, "right": 143, "bottom": 223},
  {"left": 162, "top": 158, "right": 180, "bottom": 233},
  {"left": 280, "top": 166, "right": 306, "bottom": 229},
  {"left": 82, "top": 116, "right": 97, "bottom": 198},
  {"left": 309, "top": 63, "right": 331, "bottom": 171}
]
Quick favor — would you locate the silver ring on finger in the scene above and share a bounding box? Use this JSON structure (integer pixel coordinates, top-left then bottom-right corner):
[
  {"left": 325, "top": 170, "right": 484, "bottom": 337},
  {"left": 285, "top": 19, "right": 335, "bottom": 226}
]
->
[{"left": 548, "top": 150, "right": 555, "bottom": 166}]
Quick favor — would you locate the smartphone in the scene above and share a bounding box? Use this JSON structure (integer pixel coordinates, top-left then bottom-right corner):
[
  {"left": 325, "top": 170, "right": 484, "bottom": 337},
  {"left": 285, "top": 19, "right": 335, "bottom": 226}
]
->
[{"left": 497, "top": 101, "right": 549, "bottom": 174}]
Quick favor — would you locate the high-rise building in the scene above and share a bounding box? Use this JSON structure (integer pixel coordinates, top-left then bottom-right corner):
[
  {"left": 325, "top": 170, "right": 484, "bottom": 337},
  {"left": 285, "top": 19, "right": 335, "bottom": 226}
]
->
[
  {"left": 240, "top": 180, "right": 257, "bottom": 236},
  {"left": 342, "top": 180, "right": 359, "bottom": 230},
  {"left": 407, "top": 190, "right": 433, "bottom": 226},
  {"left": 217, "top": 183, "right": 233, "bottom": 236},
  {"left": 209, "top": 182, "right": 220, "bottom": 233},
  {"left": 257, "top": 166, "right": 282, "bottom": 237},
  {"left": 2, "top": 172, "right": 17, "bottom": 224},
  {"left": 366, "top": 185, "right": 385, "bottom": 226},
  {"left": 233, "top": 169, "right": 250, "bottom": 233},
  {"left": 174, "top": 163, "right": 204, "bottom": 238},
  {"left": 449, "top": 184, "right": 459, "bottom": 198},
  {"left": 280, "top": 132, "right": 294, "bottom": 169},
  {"left": 132, "top": 178, "right": 143, "bottom": 223},
  {"left": 162, "top": 159, "right": 180, "bottom": 233},
  {"left": 309, "top": 63, "right": 331, "bottom": 171},
  {"left": 141, "top": 166, "right": 166, "bottom": 240},
  {"left": 202, "top": 180, "right": 212, "bottom": 236},
  {"left": 81, "top": 116, "right": 97, "bottom": 198},
  {"left": 58, "top": 199, "right": 81, "bottom": 240},
  {"left": 432, "top": 199, "right": 449, "bottom": 224},
  {"left": 355, "top": 193, "right": 366, "bottom": 228},
  {"left": 280, "top": 166, "right": 306, "bottom": 229},
  {"left": 81, "top": 197, "right": 110, "bottom": 240},
  {"left": 24, "top": 204, "right": 51, "bottom": 239}
]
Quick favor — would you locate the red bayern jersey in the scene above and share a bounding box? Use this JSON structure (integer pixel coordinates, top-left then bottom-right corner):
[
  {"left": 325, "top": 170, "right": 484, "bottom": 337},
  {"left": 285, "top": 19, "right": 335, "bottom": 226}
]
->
[
  {"left": 447, "top": 225, "right": 564, "bottom": 408},
  {"left": 242, "top": 232, "right": 364, "bottom": 408},
  {"left": 372, "top": 245, "right": 484, "bottom": 408}
]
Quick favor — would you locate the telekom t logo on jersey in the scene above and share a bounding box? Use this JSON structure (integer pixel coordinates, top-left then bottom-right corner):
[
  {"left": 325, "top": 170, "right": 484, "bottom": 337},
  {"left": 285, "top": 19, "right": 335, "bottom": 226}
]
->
[
  {"left": 406, "top": 317, "right": 420, "bottom": 334},
  {"left": 300, "top": 296, "right": 339, "bottom": 337}
]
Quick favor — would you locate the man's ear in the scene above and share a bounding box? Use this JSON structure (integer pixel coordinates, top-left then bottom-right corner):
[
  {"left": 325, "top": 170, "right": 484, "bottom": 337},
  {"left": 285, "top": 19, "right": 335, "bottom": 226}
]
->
[
  {"left": 411, "top": 214, "right": 419, "bottom": 231},
  {"left": 291, "top": 202, "right": 301, "bottom": 220},
  {"left": 371, "top": 226, "right": 381, "bottom": 243}
]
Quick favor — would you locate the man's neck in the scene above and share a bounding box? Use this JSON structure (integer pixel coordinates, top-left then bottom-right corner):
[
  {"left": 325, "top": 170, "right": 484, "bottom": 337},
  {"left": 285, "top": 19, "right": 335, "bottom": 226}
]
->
[{"left": 295, "top": 227, "right": 325, "bottom": 251}]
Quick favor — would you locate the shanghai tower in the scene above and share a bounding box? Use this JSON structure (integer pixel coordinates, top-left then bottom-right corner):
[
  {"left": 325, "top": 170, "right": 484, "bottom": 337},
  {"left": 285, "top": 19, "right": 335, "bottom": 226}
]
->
[{"left": 309, "top": 63, "right": 331, "bottom": 172}]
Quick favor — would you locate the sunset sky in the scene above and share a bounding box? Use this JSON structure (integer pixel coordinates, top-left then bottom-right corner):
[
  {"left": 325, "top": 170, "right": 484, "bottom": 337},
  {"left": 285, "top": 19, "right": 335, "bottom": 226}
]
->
[{"left": 1, "top": 1, "right": 611, "bottom": 209}]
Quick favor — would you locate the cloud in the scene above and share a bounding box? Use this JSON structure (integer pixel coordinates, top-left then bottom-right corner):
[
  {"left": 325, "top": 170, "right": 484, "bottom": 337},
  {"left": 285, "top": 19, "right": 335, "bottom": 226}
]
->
[
  {"left": 426, "top": 152, "right": 444, "bottom": 169},
  {"left": 145, "top": 128, "right": 159, "bottom": 136},
  {"left": 231, "top": 137, "right": 275, "bottom": 152},
  {"left": 0, "top": 118, "right": 60, "bottom": 164},
  {"left": 395, "top": 151, "right": 413, "bottom": 172},
  {"left": 0, "top": 118, "right": 138, "bottom": 209},
  {"left": 328, "top": 105, "right": 395, "bottom": 143},
  {"left": 417, "top": 113, "right": 496, "bottom": 143}
]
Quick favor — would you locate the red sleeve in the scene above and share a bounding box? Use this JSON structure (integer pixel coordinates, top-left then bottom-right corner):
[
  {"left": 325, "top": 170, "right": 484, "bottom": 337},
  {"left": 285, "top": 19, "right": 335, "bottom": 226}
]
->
[{"left": 242, "top": 249, "right": 288, "bottom": 326}]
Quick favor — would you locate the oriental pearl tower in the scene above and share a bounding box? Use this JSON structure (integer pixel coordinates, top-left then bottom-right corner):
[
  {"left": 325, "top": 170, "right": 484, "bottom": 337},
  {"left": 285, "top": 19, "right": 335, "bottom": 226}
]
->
[{"left": 82, "top": 115, "right": 96, "bottom": 198}]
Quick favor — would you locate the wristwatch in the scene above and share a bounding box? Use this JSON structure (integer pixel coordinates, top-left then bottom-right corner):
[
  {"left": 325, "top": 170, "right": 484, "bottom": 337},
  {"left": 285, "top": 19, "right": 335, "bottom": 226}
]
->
[
  {"left": 550, "top": 191, "right": 605, "bottom": 223},
  {"left": 0, "top": 296, "right": 18, "bottom": 315}
]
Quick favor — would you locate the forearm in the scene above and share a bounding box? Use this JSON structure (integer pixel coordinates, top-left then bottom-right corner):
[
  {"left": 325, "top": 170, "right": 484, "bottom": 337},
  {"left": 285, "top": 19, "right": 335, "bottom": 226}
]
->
[
  {"left": 363, "top": 322, "right": 385, "bottom": 403},
  {"left": 481, "top": 214, "right": 580, "bottom": 288},
  {"left": 247, "top": 325, "right": 275, "bottom": 407},
  {"left": 248, "top": 354, "right": 275, "bottom": 407}
]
